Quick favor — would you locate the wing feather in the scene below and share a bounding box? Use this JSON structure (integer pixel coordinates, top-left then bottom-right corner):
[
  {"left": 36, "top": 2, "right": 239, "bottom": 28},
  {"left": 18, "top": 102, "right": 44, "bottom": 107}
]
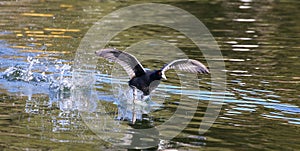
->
[
  {"left": 161, "top": 59, "right": 209, "bottom": 75},
  {"left": 95, "top": 48, "right": 145, "bottom": 78}
]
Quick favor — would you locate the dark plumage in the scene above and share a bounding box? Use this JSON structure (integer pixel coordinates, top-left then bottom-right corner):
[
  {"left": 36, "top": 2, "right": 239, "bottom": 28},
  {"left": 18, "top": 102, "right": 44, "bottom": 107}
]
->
[{"left": 96, "top": 48, "right": 209, "bottom": 99}]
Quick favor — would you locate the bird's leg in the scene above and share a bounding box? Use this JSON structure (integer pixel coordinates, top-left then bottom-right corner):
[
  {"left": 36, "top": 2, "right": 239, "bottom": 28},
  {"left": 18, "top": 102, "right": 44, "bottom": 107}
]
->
[
  {"left": 132, "top": 87, "right": 137, "bottom": 124},
  {"left": 132, "top": 105, "right": 136, "bottom": 124},
  {"left": 133, "top": 87, "right": 137, "bottom": 101}
]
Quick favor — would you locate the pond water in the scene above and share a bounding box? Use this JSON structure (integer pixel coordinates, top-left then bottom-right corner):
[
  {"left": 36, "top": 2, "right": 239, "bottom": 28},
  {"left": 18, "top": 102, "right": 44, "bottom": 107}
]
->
[{"left": 0, "top": 0, "right": 299, "bottom": 150}]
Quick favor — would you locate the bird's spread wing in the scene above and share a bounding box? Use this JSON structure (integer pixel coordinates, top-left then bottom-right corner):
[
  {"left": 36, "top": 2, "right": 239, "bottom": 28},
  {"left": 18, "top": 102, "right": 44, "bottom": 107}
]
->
[
  {"left": 95, "top": 48, "right": 146, "bottom": 78},
  {"left": 161, "top": 59, "right": 209, "bottom": 75}
]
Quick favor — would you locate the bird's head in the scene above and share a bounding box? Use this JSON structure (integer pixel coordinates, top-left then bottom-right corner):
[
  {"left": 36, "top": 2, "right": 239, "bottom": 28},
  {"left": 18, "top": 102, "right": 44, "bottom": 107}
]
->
[{"left": 152, "top": 70, "right": 167, "bottom": 80}]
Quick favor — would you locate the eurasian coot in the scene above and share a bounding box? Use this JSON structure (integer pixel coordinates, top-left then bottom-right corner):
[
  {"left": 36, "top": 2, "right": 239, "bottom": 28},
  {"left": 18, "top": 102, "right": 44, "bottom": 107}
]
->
[{"left": 96, "top": 48, "right": 209, "bottom": 100}]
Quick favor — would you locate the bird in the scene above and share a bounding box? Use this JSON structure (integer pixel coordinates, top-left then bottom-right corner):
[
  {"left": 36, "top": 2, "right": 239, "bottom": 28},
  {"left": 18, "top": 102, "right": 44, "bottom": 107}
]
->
[{"left": 95, "top": 48, "right": 209, "bottom": 100}]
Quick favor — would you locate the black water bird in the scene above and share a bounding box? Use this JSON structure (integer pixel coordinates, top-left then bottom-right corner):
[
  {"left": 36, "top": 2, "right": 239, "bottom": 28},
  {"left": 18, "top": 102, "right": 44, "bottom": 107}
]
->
[{"left": 96, "top": 48, "right": 209, "bottom": 100}]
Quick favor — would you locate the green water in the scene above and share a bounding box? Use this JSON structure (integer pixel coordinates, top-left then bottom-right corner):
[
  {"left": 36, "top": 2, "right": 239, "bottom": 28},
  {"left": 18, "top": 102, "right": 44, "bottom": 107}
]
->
[{"left": 0, "top": 0, "right": 299, "bottom": 150}]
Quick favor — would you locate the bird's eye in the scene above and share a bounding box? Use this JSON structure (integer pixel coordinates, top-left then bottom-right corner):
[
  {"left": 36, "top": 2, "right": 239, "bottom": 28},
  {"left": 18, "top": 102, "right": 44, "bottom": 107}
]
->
[{"left": 157, "top": 71, "right": 161, "bottom": 75}]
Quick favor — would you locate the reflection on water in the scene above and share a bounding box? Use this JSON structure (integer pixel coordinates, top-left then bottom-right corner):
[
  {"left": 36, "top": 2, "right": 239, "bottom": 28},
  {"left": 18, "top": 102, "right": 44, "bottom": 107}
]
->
[{"left": 0, "top": 0, "right": 300, "bottom": 150}]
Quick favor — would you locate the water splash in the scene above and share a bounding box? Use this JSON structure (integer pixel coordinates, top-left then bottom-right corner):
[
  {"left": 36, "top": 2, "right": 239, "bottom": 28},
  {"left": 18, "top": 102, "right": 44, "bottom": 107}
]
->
[
  {"left": 2, "top": 56, "right": 73, "bottom": 89},
  {"left": 49, "top": 64, "right": 73, "bottom": 91},
  {"left": 2, "top": 56, "right": 48, "bottom": 82},
  {"left": 1, "top": 56, "right": 73, "bottom": 107}
]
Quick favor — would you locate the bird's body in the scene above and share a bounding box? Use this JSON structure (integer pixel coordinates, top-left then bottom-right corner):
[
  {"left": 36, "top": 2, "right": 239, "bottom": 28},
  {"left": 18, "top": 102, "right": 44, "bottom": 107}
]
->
[
  {"left": 129, "top": 70, "right": 161, "bottom": 96},
  {"left": 96, "top": 48, "right": 209, "bottom": 100}
]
